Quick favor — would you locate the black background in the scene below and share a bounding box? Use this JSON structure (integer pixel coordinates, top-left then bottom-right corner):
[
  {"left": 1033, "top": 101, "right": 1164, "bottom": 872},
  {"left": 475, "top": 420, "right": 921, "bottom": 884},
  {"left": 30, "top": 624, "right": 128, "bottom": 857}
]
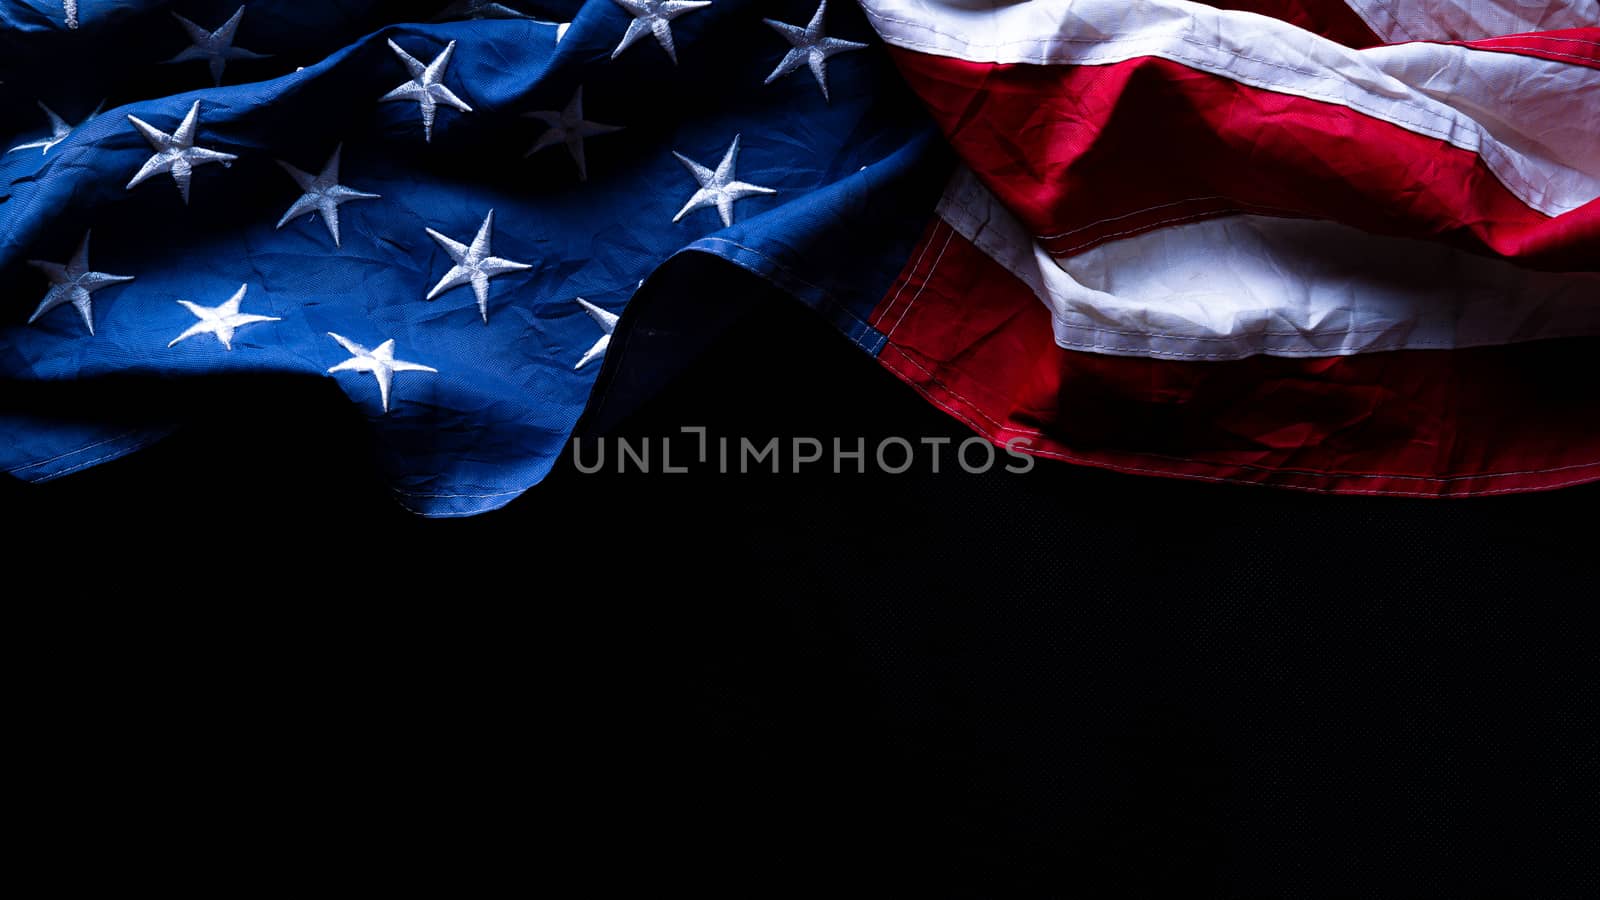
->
[{"left": 7, "top": 272, "right": 1595, "bottom": 896}]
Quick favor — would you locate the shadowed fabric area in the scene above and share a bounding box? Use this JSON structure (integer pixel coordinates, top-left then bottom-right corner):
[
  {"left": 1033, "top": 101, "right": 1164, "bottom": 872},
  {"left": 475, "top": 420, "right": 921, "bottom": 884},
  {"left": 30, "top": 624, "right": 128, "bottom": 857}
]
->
[{"left": 6, "top": 268, "right": 1594, "bottom": 896}]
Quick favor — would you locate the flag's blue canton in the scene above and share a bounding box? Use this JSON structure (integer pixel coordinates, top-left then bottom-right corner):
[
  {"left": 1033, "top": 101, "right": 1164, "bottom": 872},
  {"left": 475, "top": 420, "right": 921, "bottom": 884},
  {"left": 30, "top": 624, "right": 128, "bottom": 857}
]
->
[{"left": 0, "top": 1, "right": 943, "bottom": 516}]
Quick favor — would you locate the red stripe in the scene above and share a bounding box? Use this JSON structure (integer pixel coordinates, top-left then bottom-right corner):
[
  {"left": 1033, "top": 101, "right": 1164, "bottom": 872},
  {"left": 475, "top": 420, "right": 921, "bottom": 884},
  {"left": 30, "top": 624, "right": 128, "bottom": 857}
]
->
[
  {"left": 888, "top": 49, "right": 1600, "bottom": 270},
  {"left": 868, "top": 224, "right": 1600, "bottom": 497},
  {"left": 1452, "top": 28, "right": 1600, "bottom": 70},
  {"left": 1195, "top": 1, "right": 1383, "bottom": 47}
]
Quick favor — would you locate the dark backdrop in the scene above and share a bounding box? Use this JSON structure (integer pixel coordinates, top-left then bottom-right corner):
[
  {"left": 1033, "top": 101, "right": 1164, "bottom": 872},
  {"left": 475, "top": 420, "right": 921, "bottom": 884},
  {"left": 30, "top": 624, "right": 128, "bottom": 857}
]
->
[{"left": 7, "top": 268, "right": 1595, "bottom": 896}]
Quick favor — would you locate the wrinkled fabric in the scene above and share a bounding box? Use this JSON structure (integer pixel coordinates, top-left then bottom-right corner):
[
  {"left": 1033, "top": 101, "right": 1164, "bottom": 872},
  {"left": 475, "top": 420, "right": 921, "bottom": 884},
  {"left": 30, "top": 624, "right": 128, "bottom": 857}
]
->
[
  {"left": 849, "top": 0, "right": 1600, "bottom": 497},
  {"left": 1, "top": 0, "right": 942, "bottom": 515}
]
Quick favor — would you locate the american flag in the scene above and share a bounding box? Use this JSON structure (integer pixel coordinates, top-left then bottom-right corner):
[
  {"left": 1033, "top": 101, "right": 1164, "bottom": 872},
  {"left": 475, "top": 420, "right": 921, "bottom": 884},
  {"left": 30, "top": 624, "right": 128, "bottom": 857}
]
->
[
  {"left": 860, "top": 0, "right": 1600, "bottom": 498},
  {"left": 3, "top": 0, "right": 1597, "bottom": 514}
]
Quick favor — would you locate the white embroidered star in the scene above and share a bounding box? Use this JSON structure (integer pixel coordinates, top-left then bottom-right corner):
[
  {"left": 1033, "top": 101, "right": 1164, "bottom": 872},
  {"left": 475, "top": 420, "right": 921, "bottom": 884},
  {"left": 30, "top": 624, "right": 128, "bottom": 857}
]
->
[
  {"left": 168, "top": 284, "right": 279, "bottom": 351},
  {"left": 8, "top": 100, "right": 101, "bottom": 156},
  {"left": 163, "top": 5, "right": 269, "bottom": 87},
  {"left": 126, "top": 100, "right": 238, "bottom": 204},
  {"left": 27, "top": 231, "right": 135, "bottom": 336},
  {"left": 672, "top": 134, "right": 776, "bottom": 227},
  {"left": 381, "top": 39, "right": 473, "bottom": 143},
  {"left": 424, "top": 209, "right": 533, "bottom": 322},
  {"left": 326, "top": 333, "right": 437, "bottom": 414},
  {"left": 762, "top": 0, "right": 867, "bottom": 102},
  {"left": 523, "top": 86, "right": 623, "bottom": 181},
  {"left": 610, "top": 0, "right": 711, "bottom": 65},
  {"left": 63, "top": 0, "right": 78, "bottom": 29},
  {"left": 574, "top": 298, "right": 619, "bottom": 370},
  {"left": 275, "top": 144, "right": 381, "bottom": 248}
]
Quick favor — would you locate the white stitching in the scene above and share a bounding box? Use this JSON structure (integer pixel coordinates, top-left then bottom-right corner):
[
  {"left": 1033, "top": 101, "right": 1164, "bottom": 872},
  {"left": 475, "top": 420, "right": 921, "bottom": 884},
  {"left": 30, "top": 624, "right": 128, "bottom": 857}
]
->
[
  {"left": 690, "top": 236, "right": 879, "bottom": 344},
  {"left": 5, "top": 430, "right": 143, "bottom": 474},
  {"left": 1041, "top": 202, "right": 1312, "bottom": 248},
  {"left": 1485, "top": 35, "right": 1600, "bottom": 48},
  {"left": 1051, "top": 208, "right": 1285, "bottom": 256},
  {"left": 935, "top": 171, "right": 1305, "bottom": 259},
  {"left": 1037, "top": 196, "right": 1229, "bottom": 240},
  {"left": 694, "top": 237, "right": 838, "bottom": 309},
  {"left": 885, "top": 225, "right": 956, "bottom": 342},
  {"left": 1471, "top": 46, "right": 1600, "bottom": 63},
  {"left": 28, "top": 441, "right": 152, "bottom": 482},
  {"left": 870, "top": 220, "right": 943, "bottom": 354}
]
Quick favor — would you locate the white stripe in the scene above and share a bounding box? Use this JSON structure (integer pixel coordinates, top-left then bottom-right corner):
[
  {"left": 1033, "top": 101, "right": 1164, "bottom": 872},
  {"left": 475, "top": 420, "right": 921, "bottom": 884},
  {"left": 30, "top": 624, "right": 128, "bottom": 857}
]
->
[
  {"left": 860, "top": 0, "right": 1600, "bottom": 216},
  {"left": 938, "top": 168, "right": 1600, "bottom": 361},
  {"left": 1341, "top": 0, "right": 1600, "bottom": 43}
]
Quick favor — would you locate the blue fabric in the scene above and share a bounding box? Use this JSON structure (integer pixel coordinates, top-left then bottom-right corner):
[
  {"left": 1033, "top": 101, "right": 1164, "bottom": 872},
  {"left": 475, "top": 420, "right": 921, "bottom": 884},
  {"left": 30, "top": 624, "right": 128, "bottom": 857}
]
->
[{"left": 0, "top": 0, "right": 943, "bottom": 515}]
